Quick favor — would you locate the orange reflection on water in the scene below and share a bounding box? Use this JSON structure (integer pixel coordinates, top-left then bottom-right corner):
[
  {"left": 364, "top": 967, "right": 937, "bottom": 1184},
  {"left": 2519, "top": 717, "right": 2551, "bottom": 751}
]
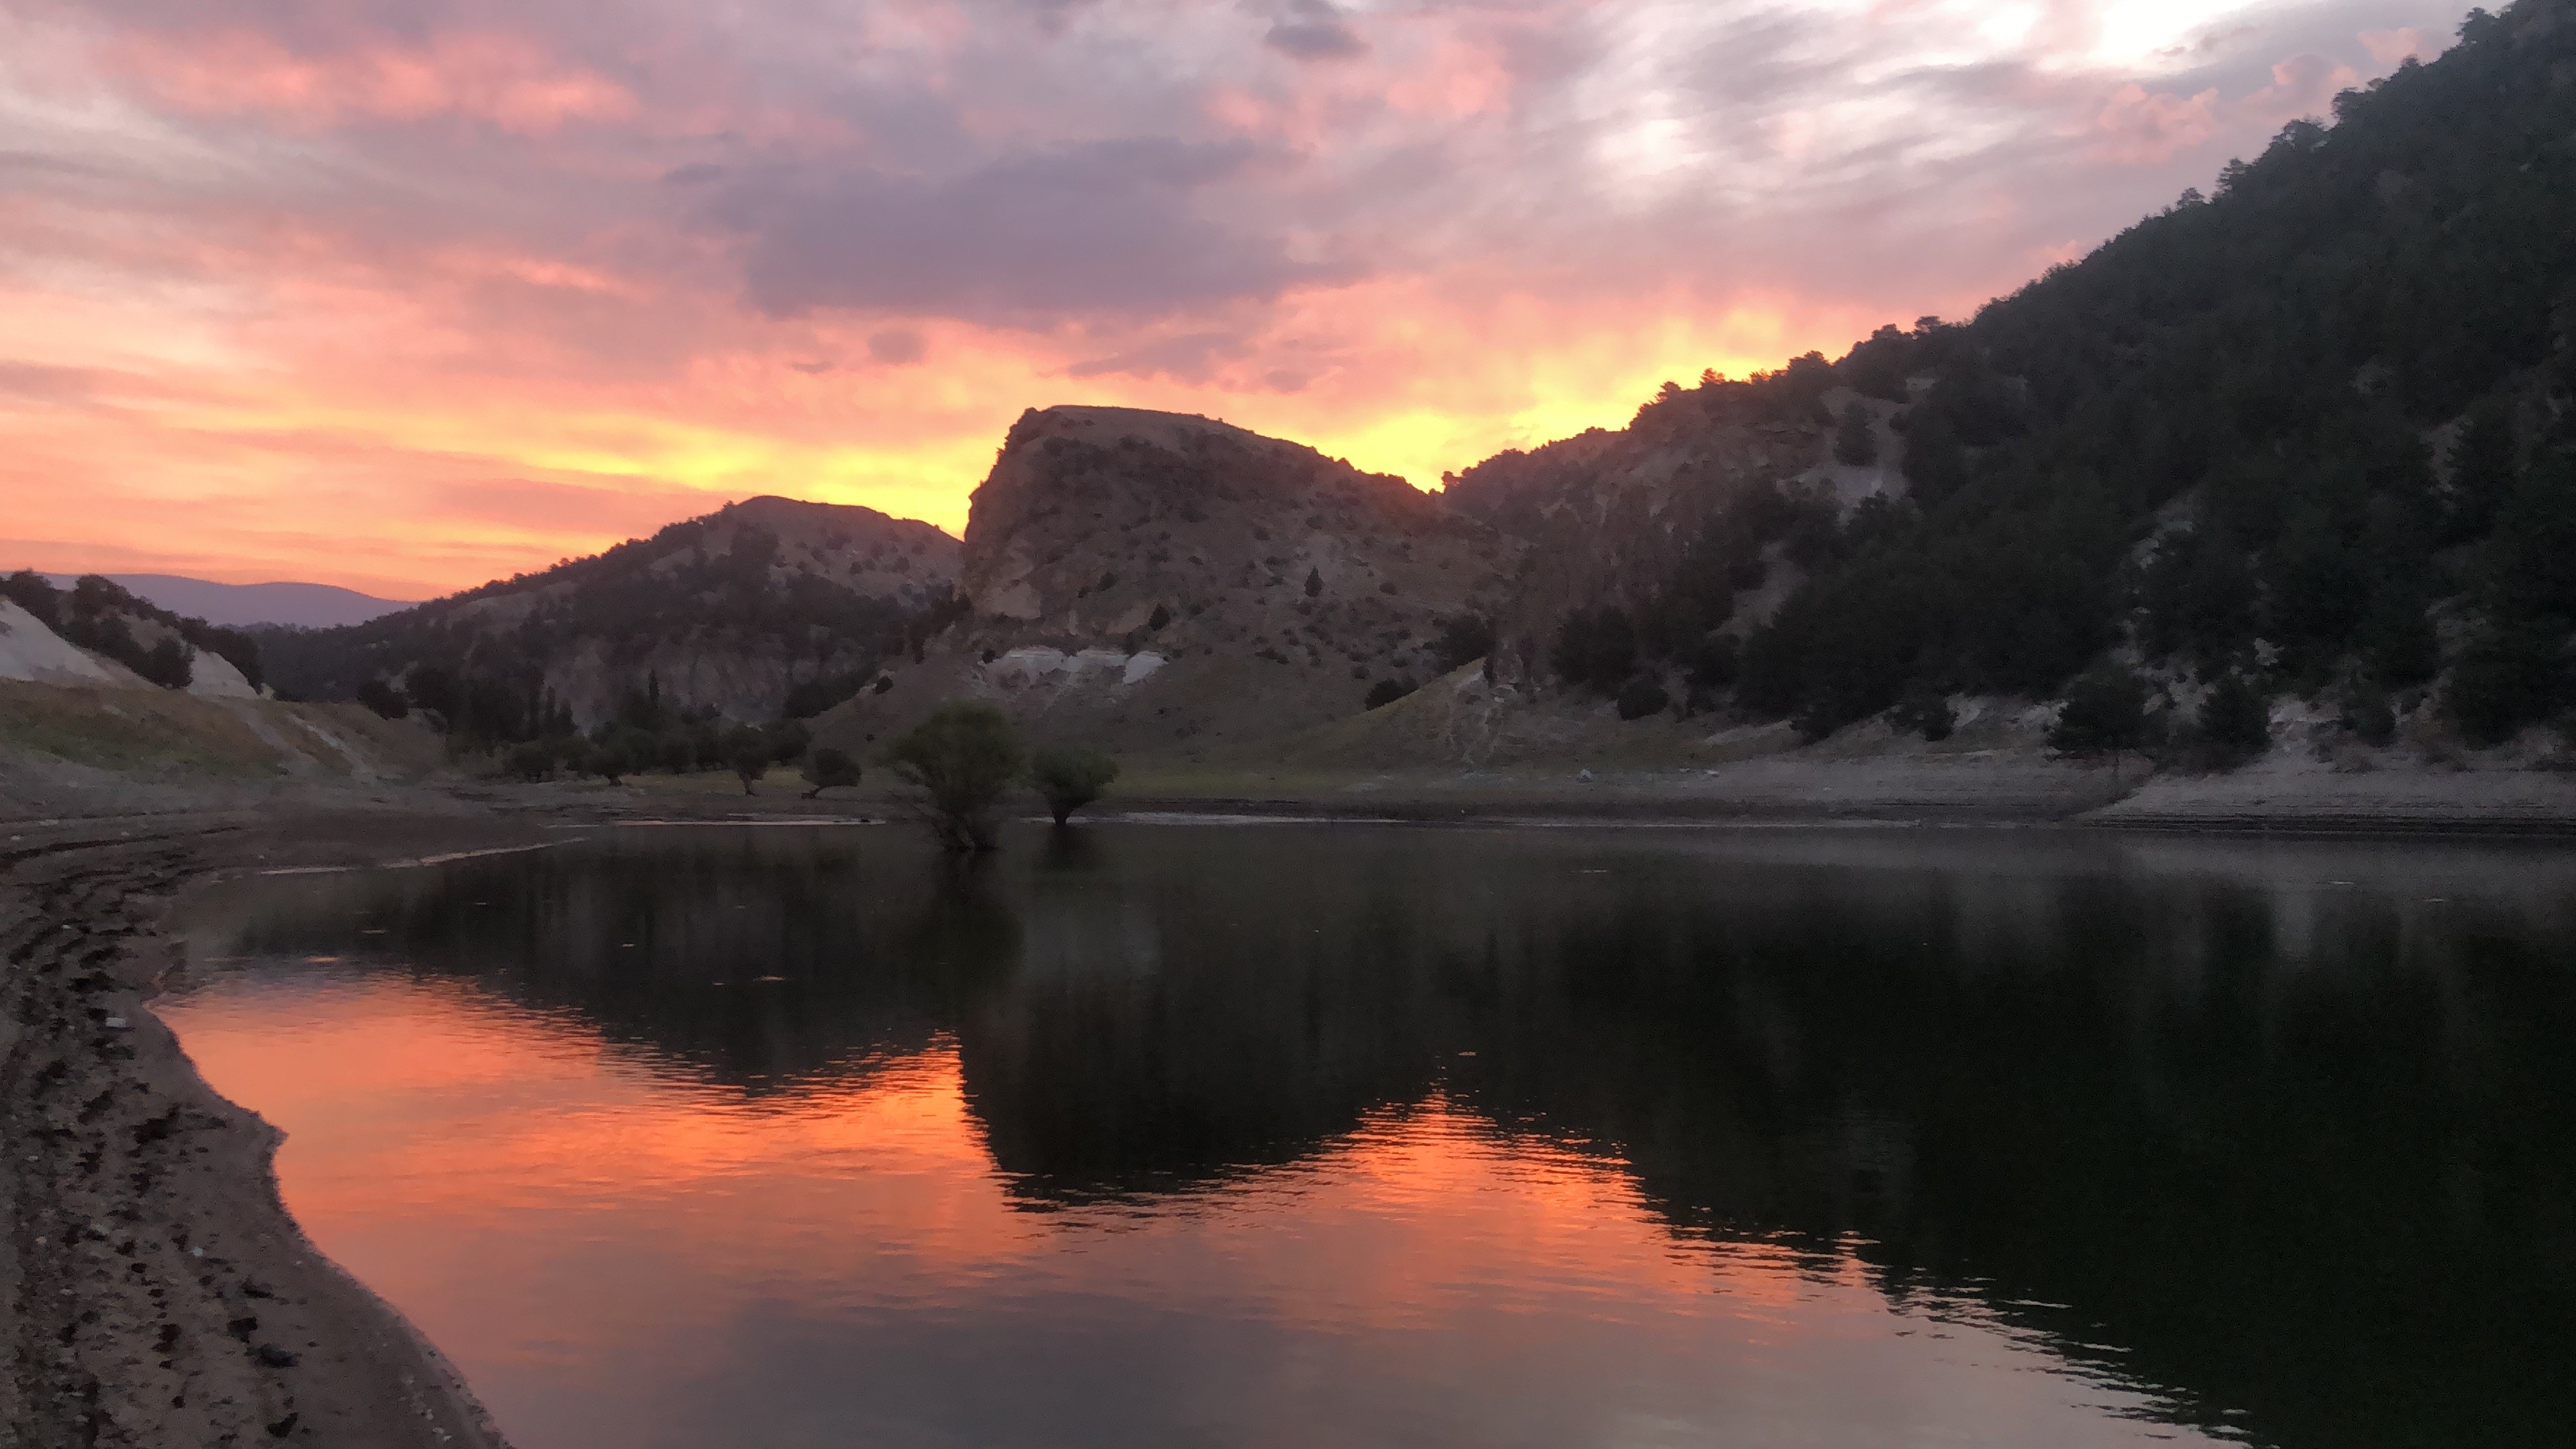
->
[{"left": 167, "top": 971, "right": 2212, "bottom": 1449}]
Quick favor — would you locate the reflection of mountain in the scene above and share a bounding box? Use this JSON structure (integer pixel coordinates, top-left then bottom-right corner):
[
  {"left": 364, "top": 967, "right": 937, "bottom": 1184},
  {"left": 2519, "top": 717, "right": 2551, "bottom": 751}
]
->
[
  {"left": 189, "top": 831, "right": 1020, "bottom": 1089},
  {"left": 956, "top": 829, "right": 1459, "bottom": 1199},
  {"left": 190, "top": 827, "right": 2576, "bottom": 1449}
]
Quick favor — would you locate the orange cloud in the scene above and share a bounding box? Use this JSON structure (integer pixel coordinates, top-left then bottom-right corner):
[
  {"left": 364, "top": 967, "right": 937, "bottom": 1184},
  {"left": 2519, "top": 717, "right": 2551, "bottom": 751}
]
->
[{"left": 113, "top": 30, "right": 637, "bottom": 133}]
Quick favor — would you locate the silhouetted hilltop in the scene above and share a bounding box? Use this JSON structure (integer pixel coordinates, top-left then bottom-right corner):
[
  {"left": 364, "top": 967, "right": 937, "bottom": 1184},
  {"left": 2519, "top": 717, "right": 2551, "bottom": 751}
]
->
[
  {"left": 44, "top": 574, "right": 411, "bottom": 630},
  {"left": 806, "top": 405, "right": 1519, "bottom": 758},
  {"left": 258, "top": 496, "right": 960, "bottom": 734}
]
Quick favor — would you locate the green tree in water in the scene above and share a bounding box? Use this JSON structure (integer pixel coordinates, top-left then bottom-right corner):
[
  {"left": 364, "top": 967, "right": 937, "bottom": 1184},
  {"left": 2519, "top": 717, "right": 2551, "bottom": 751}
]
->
[
  {"left": 1029, "top": 746, "right": 1119, "bottom": 825},
  {"left": 884, "top": 702, "right": 1028, "bottom": 850}
]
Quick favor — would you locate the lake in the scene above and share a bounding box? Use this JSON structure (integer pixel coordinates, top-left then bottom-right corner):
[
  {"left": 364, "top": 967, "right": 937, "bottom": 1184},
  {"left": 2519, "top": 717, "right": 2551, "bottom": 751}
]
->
[{"left": 162, "top": 823, "right": 2576, "bottom": 1449}]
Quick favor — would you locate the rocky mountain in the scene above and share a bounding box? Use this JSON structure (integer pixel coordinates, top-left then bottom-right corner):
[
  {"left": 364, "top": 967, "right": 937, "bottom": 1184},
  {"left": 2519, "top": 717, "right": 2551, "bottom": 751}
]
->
[
  {"left": 807, "top": 366, "right": 1929, "bottom": 763},
  {"left": 815, "top": 406, "right": 1526, "bottom": 756},
  {"left": 258, "top": 496, "right": 960, "bottom": 733}
]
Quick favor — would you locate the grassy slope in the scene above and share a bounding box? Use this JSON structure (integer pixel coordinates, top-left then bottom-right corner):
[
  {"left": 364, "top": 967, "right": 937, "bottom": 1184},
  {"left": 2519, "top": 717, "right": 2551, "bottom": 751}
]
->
[{"left": 0, "top": 682, "right": 446, "bottom": 782}]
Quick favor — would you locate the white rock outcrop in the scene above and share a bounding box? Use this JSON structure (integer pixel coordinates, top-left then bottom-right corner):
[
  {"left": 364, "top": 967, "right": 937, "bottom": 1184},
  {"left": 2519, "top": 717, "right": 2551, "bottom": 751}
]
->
[{"left": 0, "top": 600, "right": 130, "bottom": 687}]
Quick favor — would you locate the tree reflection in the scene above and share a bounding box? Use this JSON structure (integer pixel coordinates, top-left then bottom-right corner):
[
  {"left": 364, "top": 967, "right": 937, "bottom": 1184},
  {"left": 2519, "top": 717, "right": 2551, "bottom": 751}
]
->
[{"left": 189, "top": 825, "right": 2576, "bottom": 1448}]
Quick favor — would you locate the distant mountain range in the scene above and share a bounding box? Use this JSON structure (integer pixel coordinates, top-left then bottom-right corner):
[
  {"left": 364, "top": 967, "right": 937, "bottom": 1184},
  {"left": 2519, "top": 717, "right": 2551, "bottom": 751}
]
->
[{"left": 44, "top": 574, "right": 413, "bottom": 629}]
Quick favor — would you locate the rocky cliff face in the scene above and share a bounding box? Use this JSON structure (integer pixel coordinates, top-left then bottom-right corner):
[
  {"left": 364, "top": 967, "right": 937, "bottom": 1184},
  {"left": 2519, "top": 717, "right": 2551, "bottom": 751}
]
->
[
  {"left": 961, "top": 406, "right": 1513, "bottom": 650},
  {"left": 828, "top": 407, "right": 1526, "bottom": 754}
]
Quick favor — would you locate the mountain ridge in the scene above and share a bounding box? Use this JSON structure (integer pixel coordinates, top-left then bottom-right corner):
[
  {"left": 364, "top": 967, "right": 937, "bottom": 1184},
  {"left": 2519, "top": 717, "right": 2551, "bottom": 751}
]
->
[
  {"left": 221, "top": 0, "right": 2576, "bottom": 775},
  {"left": 42, "top": 574, "right": 415, "bottom": 629}
]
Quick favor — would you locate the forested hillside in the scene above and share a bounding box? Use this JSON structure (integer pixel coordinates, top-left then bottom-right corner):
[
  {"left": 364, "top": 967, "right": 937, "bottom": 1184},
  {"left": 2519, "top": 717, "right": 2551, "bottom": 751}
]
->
[
  {"left": 258, "top": 496, "right": 961, "bottom": 741},
  {"left": 1686, "top": 1, "right": 2576, "bottom": 744}
]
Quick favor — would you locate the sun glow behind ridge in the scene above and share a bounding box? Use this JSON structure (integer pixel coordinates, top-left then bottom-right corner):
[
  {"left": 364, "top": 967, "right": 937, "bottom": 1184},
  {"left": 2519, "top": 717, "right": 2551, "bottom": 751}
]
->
[{"left": 0, "top": 0, "right": 2476, "bottom": 594}]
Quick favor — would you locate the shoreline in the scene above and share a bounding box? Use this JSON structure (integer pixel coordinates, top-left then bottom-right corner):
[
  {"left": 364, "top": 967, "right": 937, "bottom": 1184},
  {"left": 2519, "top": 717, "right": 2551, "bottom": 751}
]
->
[{"left": 2, "top": 807, "right": 539, "bottom": 1449}]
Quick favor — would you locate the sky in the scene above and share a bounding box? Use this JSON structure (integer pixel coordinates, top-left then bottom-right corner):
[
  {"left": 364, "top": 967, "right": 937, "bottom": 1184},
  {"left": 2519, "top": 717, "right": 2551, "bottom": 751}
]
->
[{"left": 0, "top": 0, "right": 2477, "bottom": 599}]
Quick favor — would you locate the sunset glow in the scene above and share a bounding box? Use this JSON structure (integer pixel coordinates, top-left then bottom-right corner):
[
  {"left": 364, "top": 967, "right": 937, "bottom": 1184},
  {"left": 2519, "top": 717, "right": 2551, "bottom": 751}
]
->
[
  {"left": 163, "top": 971, "right": 2202, "bottom": 1448},
  {"left": 1, "top": 0, "right": 2476, "bottom": 597}
]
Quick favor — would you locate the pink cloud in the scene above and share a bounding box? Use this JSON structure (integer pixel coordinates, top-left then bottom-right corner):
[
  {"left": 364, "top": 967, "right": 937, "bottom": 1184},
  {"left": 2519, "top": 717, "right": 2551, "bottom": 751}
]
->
[
  {"left": 2092, "top": 83, "right": 2220, "bottom": 164},
  {"left": 113, "top": 29, "right": 637, "bottom": 134},
  {"left": 2359, "top": 27, "right": 2437, "bottom": 64},
  {"left": 2236, "top": 53, "right": 2365, "bottom": 127}
]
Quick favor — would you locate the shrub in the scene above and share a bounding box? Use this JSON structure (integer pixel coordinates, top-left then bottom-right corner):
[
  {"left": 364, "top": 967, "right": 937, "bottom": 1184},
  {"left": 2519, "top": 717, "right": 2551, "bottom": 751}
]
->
[
  {"left": 506, "top": 741, "right": 554, "bottom": 782},
  {"left": 2340, "top": 681, "right": 2396, "bottom": 747},
  {"left": 765, "top": 717, "right": 812, "bottom": 764},
  {"left": 1, "top": 570, "right": 60, "bottom": 626},
  {"left": 659, "top": 733, "right": 695, "bottom": 773},
  {"left": 1364, "top": 677, "right": 1414, "bottom": 710},
  {"left": 1433, "top": 614, "right": 1494, "bottom": 673},
  {"left": 1833, "top": 400, "right": 1879, "bottom": 466},
  {"left": 356, "top": 678, "right": 410, "bottom": 720},
  {"left": 1890, "top": 681, "right": 1955, "bottom": 741},
  {"left": 136, "top": 638, "right": 195, "bottom": 690},
  {"left": 1029, "top": 746, "right": 1118, "bottom": 825},
  {"left": 882, "top": 701, "right": 1027, "bottom": 851},
  {"left": 2449, "top": 625, "right": 2565, "bottom": 745},
  {"left": 1615, "top": 677, "right": 1670, "bottom": 719},
  {"left": 724, "top": 727, "right": 771, "bottom": 795},
  {"left": 2194, "top": 670, "right": 2274, "bottom": 766},
  {"left": 783, "top": 671, "right": 873, "bottom": 719},
  {"left": 1551, "top": 607, "right": 1636, "bottom": 694},
  {"left": 2050, "top": 663, "right": 2152, "bottom": 761},
  {"left": 802, "top": 746, "right": 861, "bottom": 798},
  {"left": 589, "top": 738, "right": 635, "bottom": 785}
]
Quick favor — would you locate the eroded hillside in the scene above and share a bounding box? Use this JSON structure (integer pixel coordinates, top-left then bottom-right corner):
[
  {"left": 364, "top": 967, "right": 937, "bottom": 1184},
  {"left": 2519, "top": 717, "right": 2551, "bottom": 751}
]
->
[{"left": 261, "top": 496, "right": 961, "bottom": 731}]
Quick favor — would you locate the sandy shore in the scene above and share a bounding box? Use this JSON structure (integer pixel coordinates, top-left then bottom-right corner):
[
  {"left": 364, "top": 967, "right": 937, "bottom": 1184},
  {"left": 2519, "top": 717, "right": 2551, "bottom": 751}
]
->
[{"left": 1, "top": 806, "right": 539, "bottom": 1449}]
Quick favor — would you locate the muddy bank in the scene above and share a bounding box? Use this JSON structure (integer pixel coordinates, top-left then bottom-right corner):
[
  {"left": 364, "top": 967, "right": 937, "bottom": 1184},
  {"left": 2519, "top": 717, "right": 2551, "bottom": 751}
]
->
[
  {"left": 1080, "top": 755, "right": 2576, "bottom": 833},
  {"left": 1, "top": 809, "right": 541, "bottom": 1449}
]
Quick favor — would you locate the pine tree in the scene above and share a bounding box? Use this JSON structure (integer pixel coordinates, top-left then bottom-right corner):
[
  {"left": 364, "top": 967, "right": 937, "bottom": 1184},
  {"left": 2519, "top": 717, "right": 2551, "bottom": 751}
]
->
[{"left": 1833, "top": 401, "right": 1879, "bottom": 466}]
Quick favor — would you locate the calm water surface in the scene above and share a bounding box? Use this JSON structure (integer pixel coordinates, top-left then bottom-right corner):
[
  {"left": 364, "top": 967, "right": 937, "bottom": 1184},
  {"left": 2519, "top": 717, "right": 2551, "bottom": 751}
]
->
[{"left": 163, "top": 825, "right": 2576, "bottom": 1449}]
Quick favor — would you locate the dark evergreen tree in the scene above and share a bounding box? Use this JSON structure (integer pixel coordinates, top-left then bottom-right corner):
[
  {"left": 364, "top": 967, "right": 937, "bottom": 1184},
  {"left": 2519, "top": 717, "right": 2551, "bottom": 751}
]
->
[
  {"left": 1833, "top": 401, "right": 1879, "bottom": 466},
  {"left": 2050, "top": 663, "right": 2152, "bottom": 760},
  {"left": 2196, "top": 671, "right": 2274, "bottom": 764}
]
